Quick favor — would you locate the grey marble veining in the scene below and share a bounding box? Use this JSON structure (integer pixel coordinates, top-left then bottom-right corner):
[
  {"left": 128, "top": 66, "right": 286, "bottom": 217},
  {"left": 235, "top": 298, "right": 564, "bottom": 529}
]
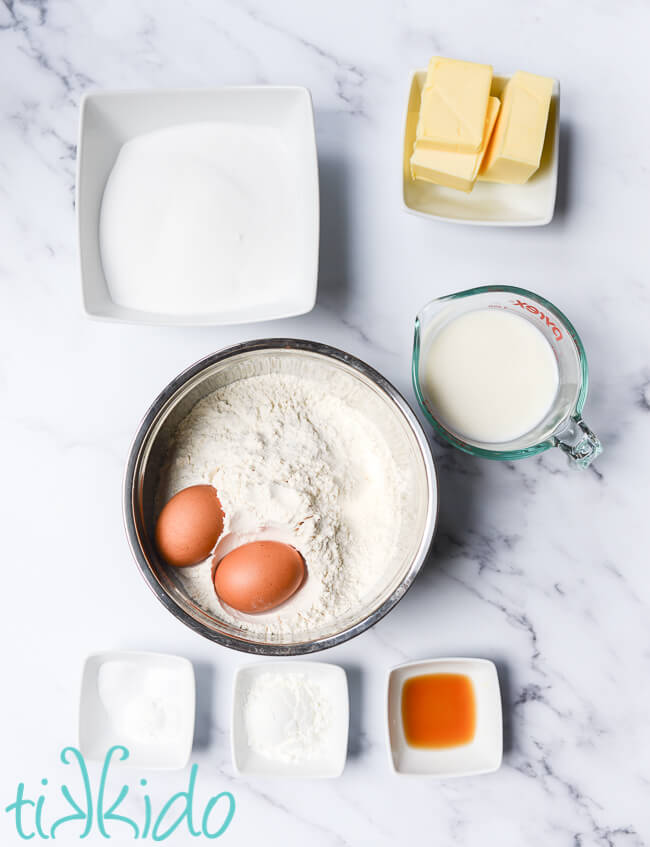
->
[{"left": 1, "top": 1, "right": 649, "bottom": 844}]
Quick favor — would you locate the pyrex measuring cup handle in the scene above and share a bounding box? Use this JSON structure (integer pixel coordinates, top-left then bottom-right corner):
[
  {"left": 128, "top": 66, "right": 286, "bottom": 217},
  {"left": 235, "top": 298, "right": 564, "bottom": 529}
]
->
[{"left": 554, "top": 415, "right": 603, "bottom": 469}]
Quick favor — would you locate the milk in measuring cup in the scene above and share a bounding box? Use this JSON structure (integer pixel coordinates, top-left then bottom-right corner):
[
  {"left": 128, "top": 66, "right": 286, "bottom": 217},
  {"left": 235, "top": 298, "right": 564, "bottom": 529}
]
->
[{"left": 421, "top": 309, "right": 559, "bottom": 444}]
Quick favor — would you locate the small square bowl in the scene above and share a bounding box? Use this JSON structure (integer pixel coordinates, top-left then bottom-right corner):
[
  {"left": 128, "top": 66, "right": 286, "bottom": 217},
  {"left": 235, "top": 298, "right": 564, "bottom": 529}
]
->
[
  {"left": 387, "top": 658, "right": 502, "bottom": 776},
  {"left": 402, "top": 71, "right": 560, "bottom": 226},
  {"left": 232, "top": 661, "right": 349, "bottom": 778},
  {"left": 79, "top": 651, "right": 195, "bottom": 770},
  {"left": 77, "top": 87, "right": 319, "bottom": 324}
]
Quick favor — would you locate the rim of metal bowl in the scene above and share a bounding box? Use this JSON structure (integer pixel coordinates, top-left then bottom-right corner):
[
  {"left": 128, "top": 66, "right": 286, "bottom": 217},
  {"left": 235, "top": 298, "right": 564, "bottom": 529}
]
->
[{"left": 123, "top": 338, "right": 439, "bottom": 655}]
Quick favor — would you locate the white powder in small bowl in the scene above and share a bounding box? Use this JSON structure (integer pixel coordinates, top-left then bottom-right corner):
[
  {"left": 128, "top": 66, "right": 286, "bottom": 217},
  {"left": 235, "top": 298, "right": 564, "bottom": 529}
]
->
[
  {"left": 97, "top": 660, "right": 183, "bottom": 746},
  {"left": 244, "top": 672, "right": 331, "bottom": 763}
]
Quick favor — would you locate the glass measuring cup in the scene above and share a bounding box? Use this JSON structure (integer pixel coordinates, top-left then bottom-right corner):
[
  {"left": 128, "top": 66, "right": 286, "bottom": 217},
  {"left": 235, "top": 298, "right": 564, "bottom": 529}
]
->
[{"left": 412, "top": 286, "right": 602, "bottom": 468}]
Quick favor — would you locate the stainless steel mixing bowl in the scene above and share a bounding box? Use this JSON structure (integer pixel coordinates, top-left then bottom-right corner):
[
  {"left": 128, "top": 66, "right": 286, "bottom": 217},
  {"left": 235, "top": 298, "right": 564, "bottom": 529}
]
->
[{"left": 124, "top": 339, "right": 438, "bottom": 655}]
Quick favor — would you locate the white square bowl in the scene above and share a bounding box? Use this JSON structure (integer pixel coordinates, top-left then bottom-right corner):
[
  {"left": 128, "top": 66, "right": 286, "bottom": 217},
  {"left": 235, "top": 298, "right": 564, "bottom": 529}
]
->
[
  {"left": 402, "top": 71, "right": 560, "bottom": 226},
  {"left": 232, "top": 661, "right": 349, "bottom": 778},
  {"left": 79, "top": 651, "right": 196, "bottom": 770},
  {"left": 387, "top": 658, "right": 502, "bottom": 776},
  {"left": 76, "top": 87, "right": 319, "bottom": 324}
]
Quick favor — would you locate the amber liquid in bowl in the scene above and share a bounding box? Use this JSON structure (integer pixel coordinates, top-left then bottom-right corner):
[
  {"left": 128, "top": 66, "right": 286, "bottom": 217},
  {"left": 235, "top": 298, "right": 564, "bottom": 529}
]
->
[{"left": 401, "top": 673, "right": 476, "bottom": 748}]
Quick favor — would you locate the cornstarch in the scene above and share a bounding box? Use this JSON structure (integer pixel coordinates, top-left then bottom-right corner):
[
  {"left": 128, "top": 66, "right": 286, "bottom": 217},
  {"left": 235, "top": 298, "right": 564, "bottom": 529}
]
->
[{"left": 244, "top": 673, "right": 331, "bottom": 763}]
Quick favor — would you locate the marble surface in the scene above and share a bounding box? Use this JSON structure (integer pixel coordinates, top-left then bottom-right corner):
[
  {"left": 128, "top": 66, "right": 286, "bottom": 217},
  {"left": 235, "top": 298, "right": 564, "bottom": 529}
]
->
[{"left": 1, "top": 1, "right": 649, "bottom": 844}]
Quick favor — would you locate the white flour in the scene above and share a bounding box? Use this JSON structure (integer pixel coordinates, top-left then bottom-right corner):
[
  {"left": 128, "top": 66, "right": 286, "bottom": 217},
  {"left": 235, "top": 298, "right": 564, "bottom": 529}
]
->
[{"left": 158, "top": 373, "right": 402, "bottom": 637}]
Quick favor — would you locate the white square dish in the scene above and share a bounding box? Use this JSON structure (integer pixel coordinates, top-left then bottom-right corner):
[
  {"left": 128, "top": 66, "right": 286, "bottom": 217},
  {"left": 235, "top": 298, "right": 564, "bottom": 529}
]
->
[
  {"left": 402, "top": 71, "right": 560, "bottom": 226},
  {"left": 79, "top": 651, "right": 195, "bottom": 770},
  {"left": 232, "top": 661, "right": 349, "bottom": 778},
  {"left": 76, "top": 87, "right": 319, "bottom": 324},
  {"left": 387, "top": 657, "right": 502, "bottom": 776}
]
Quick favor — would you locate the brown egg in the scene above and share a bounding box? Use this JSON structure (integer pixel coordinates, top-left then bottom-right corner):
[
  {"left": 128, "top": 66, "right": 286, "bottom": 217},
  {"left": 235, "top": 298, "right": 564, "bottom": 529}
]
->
[
  {"left": 155, "top": 485, "right": 224, "bottom": 567},
  {"left": 214, "top": 541, "right": 305, "bottom": 614}
]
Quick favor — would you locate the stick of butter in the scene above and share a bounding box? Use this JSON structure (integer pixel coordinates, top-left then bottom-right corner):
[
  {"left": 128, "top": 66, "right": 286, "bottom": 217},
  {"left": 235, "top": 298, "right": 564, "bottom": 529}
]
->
[
  {"left": 479, "top": 70, "right": 554, "bottom": 184},
  {"left": 410, "top": 96, "right": 501, "bottom": 193},
  {"left": 416, "top": 57, "right": 493, "bottom": 153}
]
